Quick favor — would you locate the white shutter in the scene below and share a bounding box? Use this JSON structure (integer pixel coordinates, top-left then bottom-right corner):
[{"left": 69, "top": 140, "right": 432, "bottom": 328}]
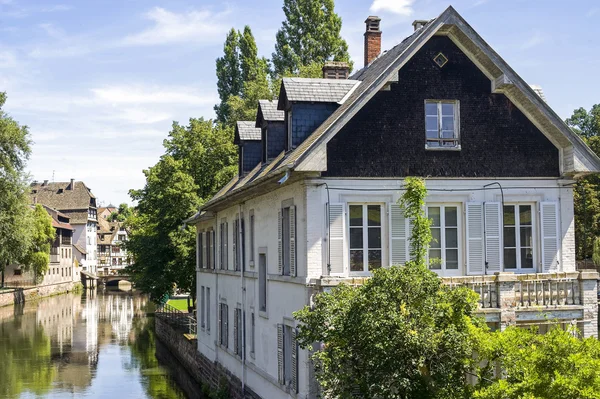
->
[
  {"left": 278, "top": 210, "right": 283, "bottom": 274},
  {"left": 291, "top": 328, "right": 298, "bottom": 393},
  {"left": 196, "top": 233, "right": 201, "bottom": 270},
  {"left": 277, "top": 324, "right": 284, "bottom": 384},
  {"left": 466, "top": 202, "right": 484, "bottom": 274},
  {"left": 224, "top": 304, "right": 229, "bottom": 348},
  {"left": 289, "top": 205, "right": 297, "bottom": 276},
  {"left": 328, "top": 203, "right": 345, "bottom": 275},
  {"left": 225, "top": 223, "right": 229, "bottom": 270},
  {"left": 389, "top": 202, "right": 408, "bottom": 266},
  {"left": 209, "top": 230, "right": 214, "bottom": 269},
  {"left": 484, "top": 202, "right": 502, "bottom": 273},
  {"left": 233, "top": 219, "right": 238, "bottom": 271},
  {"left": 233, "top": 309, "right": 239, "bottom": 355},
  {"left": 541, "top": 202, "right": 559, "bottom": 272},
  {"left": 200, "top": 232, "right": 206, "bottom": 269},
  {"left": 218, "top": 304, "right": 222, "bottom": 345}
]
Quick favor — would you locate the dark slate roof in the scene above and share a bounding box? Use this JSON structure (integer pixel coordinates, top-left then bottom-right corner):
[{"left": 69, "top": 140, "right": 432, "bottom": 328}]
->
[
  {"left": 258, "top": 100, "right": 284, "bottom": 122},
  {"left": 279, "top": 78, "right": 360, "bottom": 105},
  {"left": 30, "top": 181, "right": 96, "bottom": 212},
  {"left": 235, "top": 121, "right": 261, "bottom": 143}
]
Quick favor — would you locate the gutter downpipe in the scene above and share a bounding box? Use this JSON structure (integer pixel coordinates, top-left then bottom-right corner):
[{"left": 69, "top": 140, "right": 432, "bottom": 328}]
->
[{"left": 238, "top": 203, "right": 246, "bottom": 392}]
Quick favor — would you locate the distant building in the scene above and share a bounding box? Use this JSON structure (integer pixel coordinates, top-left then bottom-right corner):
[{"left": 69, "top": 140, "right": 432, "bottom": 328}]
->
[
  {"left": 4, "top": 205, "right": 76, "bottom": 286},
  {"left": 98, "top": 205, "right": 117, "bottom": 221},
  {"left": 97, "top": 217, "right": 129, "bottom": 275},
  {"left": 31, "top": 179, "right": 98, "bottom": 275}
]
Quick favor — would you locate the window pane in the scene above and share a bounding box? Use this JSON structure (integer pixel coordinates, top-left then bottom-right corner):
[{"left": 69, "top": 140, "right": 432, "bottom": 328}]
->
[
  {"left": 503, "top": 206, "right": 515, "bottom": 225},
  {"left": 426, "top": 139, "right": 440, "bottom": 147},
  {"left": 367, "top": 205, "right": 381, "bottom": 226},
  {"left": 441, "top": 103, "right": 454, "bottom": 116},
  {"left": 441, "top": 130, "right": 456, "bottom": 139},
  {"left": 445, "top": 207, "right": 457, "bottom": 227},
  {"left": 446, "top": 249, "right": 458, "bottom": 269},
  {"left": 350, "top": 228, "right": 363, "bottom": 249},
  {"left": 442, "top": 116, "right": 454, "bottom": 131},
  {"left": 520, "top": 227, "right": 533, "bottom": 247},
  {"left": 521, "top": 248, "right": 533, "bottom": 269},
  {"left": 446, "top": 228, "right": 458, "bottom": 248},
  {"left": 519, "top": 205, "right": 532, "bottom": 226},
  {"left": 368, "top": 250, "right": 382, "bottom": 271},
  {"left": 428, "top": 207, "right": 441, "bottom": 227},
  {"left": 368, "top": 227, "right": 381, "bottom": 248},
  {"left": 425, "top": 102, "right": 437, "bottom": 116},
  {"left": 504, "top": 249, "right": 516, "bottom": 269},
  {"left": 429, "top": 249, "right": 442, "bottom": 269},
  {"left": 349, "top": 205, "right": 362, "bottom": 226},
  {"left": 430, "top": 228, "right": 441, "bottom": 248},
  {"left": 426, "top": 130, "right": 439, "bottom": 139},
  {"left": 504, "top": 227, "right": 516, "bottom": 247},
  {"left": 350, "top": 250, "right": 363, "bottom": 271},
  {"left": 426, "top": 116, "right": 438, "bottom": 131}
]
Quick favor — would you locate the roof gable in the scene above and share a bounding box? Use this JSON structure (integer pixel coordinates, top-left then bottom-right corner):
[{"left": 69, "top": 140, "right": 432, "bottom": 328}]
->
[
  {"left": 235, "top": 121, "right": 261, "bottom": 143},
  {"left": 256, "top": 100, "right": 285, "bottom": 127},
  {"left": 31, "top": 181, "right": 96, "bottom": 211},
  {"left": 277, "top": 78, "right": 360, "bottom": 110}
]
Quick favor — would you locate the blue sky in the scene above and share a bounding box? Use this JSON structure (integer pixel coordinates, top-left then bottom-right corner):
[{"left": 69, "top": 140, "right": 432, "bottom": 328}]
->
[{"left": 1, "top": 0, "right": 598, "bottom": 205}]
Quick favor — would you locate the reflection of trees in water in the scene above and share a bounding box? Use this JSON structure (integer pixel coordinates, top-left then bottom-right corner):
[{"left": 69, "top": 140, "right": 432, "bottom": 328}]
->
[
  {"left": 0, "top": 312, "right": 56, "bottom": 398},
  {"left": 128, "top": 316, "right": 187, "bottom": 399}
]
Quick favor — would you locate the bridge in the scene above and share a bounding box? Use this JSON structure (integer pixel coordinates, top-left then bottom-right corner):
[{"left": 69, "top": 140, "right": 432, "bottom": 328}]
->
[{"left": 99, "top": 275, "right": 133, "bottom": 287}]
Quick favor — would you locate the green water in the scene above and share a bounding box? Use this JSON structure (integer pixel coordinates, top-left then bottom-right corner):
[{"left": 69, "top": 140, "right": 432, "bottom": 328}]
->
[{"left": 0, "top": 290, "right": 200, "bottom": 399}]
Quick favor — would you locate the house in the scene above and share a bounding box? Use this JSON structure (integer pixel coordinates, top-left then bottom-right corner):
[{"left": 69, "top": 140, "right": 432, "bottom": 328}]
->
[
  {"left": 4, "top": 205, "right": 77, "bottom": 286},
  {"left": 97, "top": 218, "right": 129, "bottom": 275},
  {"left": 98, "top": 205, "right": 117, "bottom": 220},
  {"left": 31, "top": 179, "right": 99, "bottom": 276},
  {"left": 187, "top": 7, "right": 600, "bottom": 399}
]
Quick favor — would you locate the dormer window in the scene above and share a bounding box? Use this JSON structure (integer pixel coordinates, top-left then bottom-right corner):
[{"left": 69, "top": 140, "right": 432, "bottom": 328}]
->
[
  {"left": 425, "top": 100, "right": 460, "bottom": 150},
  {"left": 287, "top": 110, "right": 293, "bottom": 151}
]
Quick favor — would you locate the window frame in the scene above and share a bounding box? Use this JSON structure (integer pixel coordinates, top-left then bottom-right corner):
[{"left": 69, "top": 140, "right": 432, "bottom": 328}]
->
[
  {"left": 258, "top": 250, "right": 268, "bottom": 317},
  {"left": 282, "top": 207, "right": 291, "bottom": 276},
  {"left": 426, "top": 204, "right": 462, "bottom": 276},
  {"left": 249, "top": 211, "right": 255, "bottom": 267},
  {"left": 424, "top": 100, "right": 461, "bottom": 150},
  {"left": 503, "top": 203, "right": 536, "bottom": 273},
  {"left": 347, "top": 203, "right": 385, "bottom": 275},
  {"left": 206, "top": 287, "right": 211, "bottom": 333},
  {"left": 200, "top": 286, "right": 205, "bottom": 330}
]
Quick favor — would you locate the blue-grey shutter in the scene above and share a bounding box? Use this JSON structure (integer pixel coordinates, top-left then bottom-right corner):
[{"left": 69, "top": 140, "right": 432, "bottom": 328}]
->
[
  {"left": 389, "top": 202, "right": 408, "bottom": 266},
  {"left": 277, "top": 324, "right": 284, "bottom": 384},
  {"left": 466, "top": 202, "right": 484, "bottom": 274},
  {"left": 541, "top": 202, "right": 559, "bottom": 272},
  {"left": 289, "top": 205, "right": 297, "bottom": 277},
  {"left": 484, "top": 202, "right": 502, "bottom": 273},
  {"left": 291, "top": 328, "right": 298, "bottom": 393},
  {"left": 328, "top": 203, "right": 345, "bottom": 275},
  {"left": 278, "top": 210, "right": 283, "bottom": 274}
]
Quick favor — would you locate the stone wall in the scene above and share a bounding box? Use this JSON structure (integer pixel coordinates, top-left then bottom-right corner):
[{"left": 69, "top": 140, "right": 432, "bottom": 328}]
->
[
  {"left": 155, "top": 316, "right": 262, "bottom": 399},
  {"left": 0, "top": 281, "right": 80, "bottom": 308}
]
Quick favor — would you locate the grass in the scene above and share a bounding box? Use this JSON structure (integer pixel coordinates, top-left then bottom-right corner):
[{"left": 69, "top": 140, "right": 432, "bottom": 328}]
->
[{"left": 167, "top": 298, "right": 190, "bottom": 312}]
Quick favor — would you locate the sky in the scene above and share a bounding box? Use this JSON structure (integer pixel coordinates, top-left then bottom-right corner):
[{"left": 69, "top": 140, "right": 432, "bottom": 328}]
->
[{"left": 1, "top": 0, "right": 599, "bottom": 206}]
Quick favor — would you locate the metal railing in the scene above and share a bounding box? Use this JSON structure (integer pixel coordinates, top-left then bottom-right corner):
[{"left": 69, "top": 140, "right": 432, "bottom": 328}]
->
[{"left": 156, "top": 303, "right": 197, "bottom": 335}]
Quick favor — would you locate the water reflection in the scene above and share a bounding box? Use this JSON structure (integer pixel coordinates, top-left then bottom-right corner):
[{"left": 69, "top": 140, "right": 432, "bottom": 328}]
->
[{"left": 0, "top": 290, "right": 200, "bottom": 399}]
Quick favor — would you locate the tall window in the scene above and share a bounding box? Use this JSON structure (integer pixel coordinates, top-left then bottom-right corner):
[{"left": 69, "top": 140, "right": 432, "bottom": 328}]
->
[
  {"left": 200, "top": 286, "right": 205, "bottom": 329},
  {"left": 282, "top": 208, "right": 291, "bottom": 275},
  {"left": 504, "top": 205, "right": 534, "bottom": 271},
  {"left": 220, "top": 221, "right": 227, "bottom": 270},
  {"left": 250, "top": 312, "right": 255, "bottom": 357},
  {"left": 349, "top": 204, "right": 382, "bottom": 273},
  {"left": 427, "top": 205, "right": 460, "bottom": 273},
  {"left": 234, "top": 308, "right": 243, "bottom": 358},
  {"left": 425, "top": 100, "right": 459, "bottom": 148},
  {"left": 287, "top": 110, "right": 293, "bottom": 150},
  {"left": 234, "top": 218, "right": 245, "bottom": 271},
  {"left": 206, "top": 288, "right": 211, "bottom": 333},
  {"left": 259, "top": 253, "right": 267, "bottom": 312},
  {"left": 249, "top": 213, "right": 255, "bottom": 265},
  {"left": 198, "top": 233, "right": 204, "bottom": 269},
  {"left": 219, "top": 303, "right": 228, "bottom": 348}
]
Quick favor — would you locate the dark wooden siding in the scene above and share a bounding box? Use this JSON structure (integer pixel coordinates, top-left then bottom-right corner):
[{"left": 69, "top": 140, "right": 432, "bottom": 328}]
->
[
  {"left": 240, "top": 141, "right": 261, "bottom": 175},
  {"left": 266, "top": 122, "right": 286, "bottom": 160},
  {"left": 291, "top": 103, "right": 338, "bottom": 149},
  {"left": 325, "top": 36, "right": 560, "bottom": 178}
]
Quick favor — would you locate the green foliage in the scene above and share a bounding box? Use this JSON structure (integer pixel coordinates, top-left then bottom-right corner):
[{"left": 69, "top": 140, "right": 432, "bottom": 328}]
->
[
  {"left": 593, "top": 237, "right": 600, "bottom": 267},
  {"left": 474, "top": 326, "right": 600, "bottom": 399},
  {"left": 107, "top": 203, "right": 133, "bottom": 222},
  {"left": 295, "top": 264, "right": 483, "bottom": 399},
  {"left": 567, "top": 106, "right": 600, "bottom": 260},
  {"left": 0, "top": 92, "right": 35, "bottom": 276},
  {"left": 20, "top": 204, "right": 54, "bottom": 283},
  {"left": 215, "top": 26, "right": 273, "bottom": 126},
  {"left": 399, "top": 177, "right": 432, "bottom": 265},
  {"left": 127, "top": 118, "right": 237, "bottom": 302},
  {"left": 272, "top": 0, "right": 352, "bottom": 77}
]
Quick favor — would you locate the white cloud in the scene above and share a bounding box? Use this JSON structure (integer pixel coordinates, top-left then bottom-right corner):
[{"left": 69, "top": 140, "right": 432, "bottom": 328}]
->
[
  {"left": 370, "top": 0, "right": 414, "bottom": 16},
  {"left": 520, "top": 31, "right": 544, "bottom": 50},
  {"left": 121, "top": 7, "right": 229, "bottom": 46}
]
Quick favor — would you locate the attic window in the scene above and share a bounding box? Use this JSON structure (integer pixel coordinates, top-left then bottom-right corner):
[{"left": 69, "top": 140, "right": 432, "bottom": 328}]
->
[
  {"left": 425, "top": 100, "right": 460, "bottom": 150},
  {"left": 433, "top": 52, "right": 448, "bottom": 68},
  {"left": 57, "top": 189, "right": 64, "bottom": 194}
]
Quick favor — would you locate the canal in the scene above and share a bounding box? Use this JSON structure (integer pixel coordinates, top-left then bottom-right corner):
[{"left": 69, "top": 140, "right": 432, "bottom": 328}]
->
[{"left": 0, "top": 290, "right": 203, "bottom": 399}]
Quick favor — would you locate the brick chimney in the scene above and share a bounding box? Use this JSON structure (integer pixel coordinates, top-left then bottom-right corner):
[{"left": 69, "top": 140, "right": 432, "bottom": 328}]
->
[
  {"left": 364, "top": 16, "right": 381, "bottom": 67},
  {"left": 69, "top": 178, "right": 75, "bottom": 190},
  {"left": 322, "top": 61, "right": 350, "bottom": 79}
]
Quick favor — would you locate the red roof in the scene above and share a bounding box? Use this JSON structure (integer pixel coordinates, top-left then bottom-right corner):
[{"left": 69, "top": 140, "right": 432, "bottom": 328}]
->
[{"left": 52, "top": 219, "right": 73, "bottom": 231}]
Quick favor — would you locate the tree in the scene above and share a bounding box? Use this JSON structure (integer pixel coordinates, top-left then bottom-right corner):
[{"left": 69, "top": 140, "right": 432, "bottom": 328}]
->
[
  {"left": 126, "top": 118, "right": 237, "bottom": 303},
  {"left": 294, "top": 178, "right": 484, "bottom": 398},
  {"left": 566, "top": 106, "right": 600, "bottom": 260},
  {"left": 20, "top": 204, "right": 54, "bottom": 283},
  {"left": 0, "top": 92, "right": 34, "bottom": 285},
  {"left": 215, "top": 29, "right": 242, "bottom": 124},
  {"left": 272, "top": 0, "right": 352, "bottom": 77},
  {"left": 474, "top": 326, "right": 600, "bottom": 399},
  {"left": 108, "top": 203, "right": 133, "bottom": 222}
]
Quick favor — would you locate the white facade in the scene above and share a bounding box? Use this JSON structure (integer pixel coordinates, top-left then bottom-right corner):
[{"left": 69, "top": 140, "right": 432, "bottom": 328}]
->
[{"left": 74, "top": 222, "right": 97, "bottom": 275}]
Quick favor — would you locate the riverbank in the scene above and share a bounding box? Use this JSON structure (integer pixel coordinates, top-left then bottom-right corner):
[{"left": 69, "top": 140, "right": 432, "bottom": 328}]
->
[{"left": 0, "top": 280, "right": 82, "bottom": 308}]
